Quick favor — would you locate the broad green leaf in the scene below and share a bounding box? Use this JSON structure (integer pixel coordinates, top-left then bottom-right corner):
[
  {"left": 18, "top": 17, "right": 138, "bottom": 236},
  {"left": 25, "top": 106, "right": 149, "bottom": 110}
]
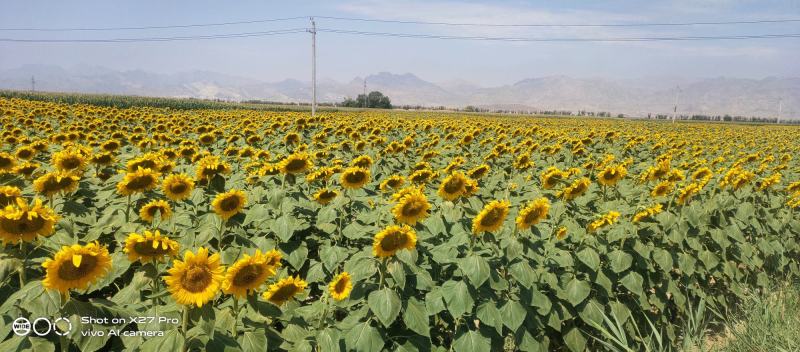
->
[
  {"left": 368, "top": 288, "right": 401, "bottom": 327},
  {"left": 453, "top": 330, "right": 491, "bottom": 352},
  {"left": 441, "top": 280, "right": 475, "bottom": 318},
  {"left": 403, "top": 297, "right": 430, "bottom": 337},
  {"left": 460, "top": 254, "right": 490, "bottom": 288},
  {"left": 577, "top": 247, "right": 601, "bottom": 271},
  {"left": 345, "top": 322, "right": 384, "bottom": 352},
  {"left": 565, "top": 278, "right": 591, "bottom": 306},
  {"left": 501, "top": 300, "right": 527, "bottom": 331},
  {"left": 620, "top": 271, "right": 644, "bottom": 296},
  {"left": 607, "top": 250, "right": 632, "bottom": 273},
  {"left": 564, "top": 327, "right": 587, "bottom": 352}
]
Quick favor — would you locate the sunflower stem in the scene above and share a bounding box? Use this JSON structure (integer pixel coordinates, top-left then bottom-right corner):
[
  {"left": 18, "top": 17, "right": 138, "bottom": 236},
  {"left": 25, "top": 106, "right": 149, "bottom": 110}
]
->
[
  {"left": 18, "top": 242, "right": 26, "bottom": 287},
  {"left": 218, "top": 220, "right": 226, "bottom": 250},
  {"left": 232, "top": 298, "right": 239, "bottom": 336},
  {"left": 181, "top": 305, "right": 190, "bottom": 339},
  {"left": 125, "top": 195, "right": 131, "bottom": 223},
  {"left": 317, "top": 295, "right": 329, "bottom": 330},
  {"left": 59, "top": 335, "right": 69, "bottom": 352}
]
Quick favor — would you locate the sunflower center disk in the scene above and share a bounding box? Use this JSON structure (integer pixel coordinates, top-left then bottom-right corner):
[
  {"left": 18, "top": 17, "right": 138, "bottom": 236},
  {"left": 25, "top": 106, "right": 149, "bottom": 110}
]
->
[
  {"left": 182, "top": 266, "right": 213, "bottom": 293},
  {"left": 233, "top": 264, "right": 264, "bottom": 286},
  {"left": 57, "top": 254, "right": 98, "bottom": 280}
]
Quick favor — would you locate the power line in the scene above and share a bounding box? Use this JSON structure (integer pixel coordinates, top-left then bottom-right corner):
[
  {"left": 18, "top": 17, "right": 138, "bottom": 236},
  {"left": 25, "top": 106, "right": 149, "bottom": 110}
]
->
[
  {"left": 316, "top": 28, "right": 800, "bottom": 42},
  {"left": 0, "top": 29, "right": 307, "bottom": 43},
  {"left": 0, "top": 16, "right": 307, "bottom": 31},
  {"left": 314, "top": 15, "right": 800, "bottom": 28}
]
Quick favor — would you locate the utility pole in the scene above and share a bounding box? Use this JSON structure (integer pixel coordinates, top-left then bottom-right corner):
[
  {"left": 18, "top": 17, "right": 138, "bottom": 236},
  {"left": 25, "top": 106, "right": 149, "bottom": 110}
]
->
[
  {"left": 777, "top": 98, "right": 783, "bottom": 124},
  {"left": 308, "top": 17, "right": 317, "bottom": 117},
  {"left": 31, "top": 76, "right": 35, "bottom": 92},
  {"left": 363, "top": 78, "right": 367, "bottom": 108},
  {"left": 672, "top": 85, "right": 681, "bottom": 123}
]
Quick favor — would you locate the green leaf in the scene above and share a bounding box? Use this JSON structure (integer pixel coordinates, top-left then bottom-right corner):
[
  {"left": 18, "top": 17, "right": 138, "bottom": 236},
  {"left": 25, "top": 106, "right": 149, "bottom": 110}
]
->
[
  {"left": 274, "top": 214, "right": 297, "bottom": 242},
  {"left": 620, "top": 271, "right": 644, "bottom": 296},
  {"left": 453, "top": 330, "right": 491, "bottom": 352},
  {"left": 607, "top": 250, "right": 632, "bottom": 273},
  {"left": 652, "top": 248, "right": 673, "bottom": 271},
  {"left": 140, "top": 329, "right": 185, "bottom": 352},
  {"left": 565, "top": 278, "right": 591, "bottom": 306},
  {"left": 476, "top": 302, "right": 503, "bottom": 335},
  {"left": 368, "top": 288, "right": 401, "bottom": 327},
  {"left": 564, "top": 327, "right": 587, "bottom": 352},
  {"left": 441, "top": 280, "right": 474, "bottom": 318},
  {"left": 501, "top": 300, "right": 527, "bottom": 331},
  {"left": 509, "top": 261, "right": 536, "bottom": 288},
  {"left": 529, "top": 289, "right": 552, "bottom": 316},
  {"left": 576, "top": 247, "right": 601, "bottom": 271},
  {"left": 403, "top": 297, "right": 430, "bottom": 337},
  {"left": 460, "top": 254, "right": 490, "bottom": 288},
  {"left": 345, "top": 322, "right": 384, "bottom": 352},
  {"left": 315, "top": 329, "right": 339, "bottom": 352},
  {"left": 578, "top": 299, "right": 604, "bottom": 326},
  {"left": 679, "top": 253, "right": 697, "bottom": 276},
  {"left": 239, "top": 329, "right": 268, "bottom": 352},
  {"left": 698, "top": 250, "right": 720, "bottom": 269}
]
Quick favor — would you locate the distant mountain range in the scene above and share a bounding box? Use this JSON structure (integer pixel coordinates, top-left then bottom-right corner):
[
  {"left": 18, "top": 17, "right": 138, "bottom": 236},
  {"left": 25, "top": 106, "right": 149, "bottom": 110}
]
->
[{"left": 0, "top": 64, "right": 796, "bottom": 119}]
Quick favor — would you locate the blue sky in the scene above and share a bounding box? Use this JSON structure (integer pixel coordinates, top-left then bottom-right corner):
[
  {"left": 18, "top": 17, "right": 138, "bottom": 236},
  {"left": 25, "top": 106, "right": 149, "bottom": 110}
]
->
[{"left": 1, "top": 0, "right": 798, "bottom": 85}]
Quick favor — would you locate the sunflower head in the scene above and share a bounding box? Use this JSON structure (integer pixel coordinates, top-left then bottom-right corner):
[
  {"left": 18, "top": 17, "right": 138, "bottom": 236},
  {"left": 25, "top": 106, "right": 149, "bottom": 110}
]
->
[
  {"left": 651, "top": 181, "right": 675, "bottom": 197},
  {"left": 587, "top": 211, "right": 621, "bottom": 232},
  {"left": 350, "top": 155, "right": 374, "bottom": 169},
  {"left": 597, "top": 164, "right": 627, "bottom": 186},
  {"left": 516, "top": 197, "right": 550, "bottom": 230},
  {"left": 123, "top": 230, "right": 180, "bottom": 263},
  {"left": 467, "top": 164, "right": 490, "bottom": 179},
  {"left": 379, "top": 175, "right": 405, "bottom": 191},
  {"left": 164, "top": 247, "right": 225, "bottom": 307},
  {"left": 162, "top": 173, "right": 195, "bottom": 201},
  {"left": 391, "top": 188, "right": 431, "bottom": 225},
  {"left": 222, "top": 250, "right": 278, "bottom": 298},
  {"left": 472, "top": 200, "right": 511, "bottom": 234},
  {"left": 116, "top": 167, "right": 160, "bottom": 196},
  {"left": 0, "top": 198, "right": 58, "bottom": 244},
  {"left": 0, "top": 152, "right": 17, "bottom": 173},
  {"left": 262, "top": 276, "right": 308, "bottom": 306},
  {"left": 42, "top": 242, "right": 112, "bottom": 293},
  {"left": 212, "top": 189, "right": 247, "bottom": 220},
  {"left": 52, "top": 149, "right": 89, "bottom": 174},
  {"left": 313, "top": 188, "right": 339, "bottom": 205},
  {"left": 328, "top": 272, "right": 353, "bottom": 301},
  {"left": 340, "top": 167, "right": 370, "bottom": 189},
  {"left": 541, "top": 167, "right": 567, "bottom": 190},
  {"left": 555, "top": 227, "right": 568, "bottom": 241},
  {"left": 437, "top": 171, "right": 468, "bottom": 201},
  {"left": 559, "top": 178, "right": 591, "bottom": 200},
  {"left": 0, "top": 186, "right": 22, "bottom": 207},
  {"left": 195, "top": 155, "right": 231, "bottom": 180},
  {"left": 372, "top": 225, "right": 418, "bottom": 258},
  {"left": 139, "top": 199, "right": 172, "bottom": 223},
  {"left": 33, "top": 171, "right": 81, "bottom": 198},
  {"left": 279, "top": 152, "right": 313, "bottom": 174}
]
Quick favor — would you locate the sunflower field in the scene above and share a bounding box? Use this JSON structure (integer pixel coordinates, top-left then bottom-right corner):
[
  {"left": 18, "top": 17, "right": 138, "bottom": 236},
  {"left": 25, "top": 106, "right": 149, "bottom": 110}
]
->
[{"left": 1, "top": 96, "right": 799, "bottom": 352}]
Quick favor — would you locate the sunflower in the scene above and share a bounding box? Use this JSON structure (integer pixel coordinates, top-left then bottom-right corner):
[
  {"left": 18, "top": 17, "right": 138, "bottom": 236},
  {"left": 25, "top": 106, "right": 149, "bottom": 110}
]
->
[
  {"left": 437, "top": 171, "right": 468, "bottom": 201},
  {"left": 15, "top": 146, "right": 36, "bottom": 160},
  {"left": 222, "top": 250, "right": 277, "bottom": 298},
  {"left": 160, "top": 173, "right": 195, "bottom": 201},
  {"left": 89, "top": 152, "right": 115, "bottom": 166},
  {"left": 379, "top": 175, "right": 405, "bottom": 191},
  {"left": 350, "top": 155, "right": 374, "bottom": 168},
  {"left": 116, "top": 168, "right": 160, "bottom": 196},
  {"left": 650, "top": 180, "right": 674, "bottom": 198},
  {"left": 33, "top": 171, "right": 81, "bottom": 197},
  {"left": 372, "top": 224, "right": 418, "bottom": 257},
  {"left": 467, "top": 164, "right": 491, "bottom": 179},
  {"left": 409, "top": 169, "right": 436, "bottom": 184},
  {"left": 472, "top": 200, "right": 511, "bottom": 234},
  {"left": 587, "top": 211, "right": 621, "bottom": 232},
  {"left": 164, "top": 247, "right": 225, "bottom": 307},
  {"left": 516, "top": 197, "right": 550, "bottom": 230},
  {"left": 555, "top": 227, "right": 568, "bottom": 240},
  {"left": 677, "top": 183, "right": 702, "bottom": 205},
  {"left": 42, "top": 242, "right": 112, "bottom": 293},
  {"left": 195, "top": 155, "right": 231, "bottom": 181},
  {"left": 14, "top": 162, "right": 39, "bottom": 178},
  {"left": 262, "top": 276, "right": 308, "bottom": 306},
  {"left": 392, "top": 189, "right": 431, "bottom": 225},
  {"left": 541, "top": 167, "right": 568, "bottom": 190},
  {"left": 0, "top": 152, "right": 17, "bottom": 173},
  {"left": 597, "top": 164, "right": 627, "bottom": 187},
  {"left": 0, "top": 186, "right": 21, "bottom": 207},
  {"left": 123, "top": 230, "right": 180, "bottom": 263},
  {"left": 279, "top": 152, "right": 313, "bottom": 174},
  {"left": 212, "top": 189, "right": 247, "bottom": 220},
  {"left": 328, "top": 272, "right": 353, "bottom": 301},
  {"left": 340, "top": 167, "right": 370, "bottom": 189},
  {"left": 313, "top": 188, "right": 338, "bottom": 205},
  {"left": 633, "top": 204, "right": 663, "bottom": 223},
  {"left": 139, "top": 199, "right": 172, "bottom": 223},
  {"left": 692, "top": 167, "right": 713, "bottom": 181},
  {"left": 559, "top": 178, "right": 591, "bottom": 200},
  {"left": 0, "top": 198, "right": 58, "bottom": 244},
  {"left": 757, "top": 173, "right": 781, "bottom": 191},
  {"left": 52, "top": 149, "right": 88, "bottom": 174}
]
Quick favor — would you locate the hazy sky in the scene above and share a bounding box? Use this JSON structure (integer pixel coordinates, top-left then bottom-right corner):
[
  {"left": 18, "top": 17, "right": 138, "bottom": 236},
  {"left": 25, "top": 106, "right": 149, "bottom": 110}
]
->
[{"left": 1, "top": 0, "right": 798, "bottom": 86}]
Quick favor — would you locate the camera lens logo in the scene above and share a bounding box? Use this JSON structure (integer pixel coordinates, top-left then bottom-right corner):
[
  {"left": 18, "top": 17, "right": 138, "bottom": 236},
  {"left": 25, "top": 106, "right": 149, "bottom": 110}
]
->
[{"left": 12, "top": 318, "right": 31, "bottom": 336}]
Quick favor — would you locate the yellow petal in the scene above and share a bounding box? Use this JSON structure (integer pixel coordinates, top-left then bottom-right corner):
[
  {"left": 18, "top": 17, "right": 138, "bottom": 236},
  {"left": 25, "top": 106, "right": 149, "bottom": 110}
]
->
[{"left": 72, "top": 254, "right": 83, "bottom": 267}]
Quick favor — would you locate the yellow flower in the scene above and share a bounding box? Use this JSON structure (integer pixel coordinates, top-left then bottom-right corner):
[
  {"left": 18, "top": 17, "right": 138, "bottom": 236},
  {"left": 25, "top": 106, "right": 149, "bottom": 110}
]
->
[
  {"left": 559, "top": 178, "right": 591, "bottom": 200},
  {"left": 0, "top": 198, "right": 58, "bottom": 244},
  {"left": 373, "top": 224, "right": 417, "bottom": 257},
  {"left": 42, "top": 242, "right": 112, "bottom": 294},
  {"left": 391, "top": 188, "right": 431, "bottom": 225},
  {"left": 313, "top": 188, "right": 338, "bottom": 205},
  {"left": 0, "top": 152, "right": 16, "bottom": 173},
  {"left": 677, "top": 183, "right": 702, "bottom": 205},
  {"left": 437, "top": 171, "right": 468, "bottom": 201},
  {"left": 195, "top": 155, "right": 231, "bottom": 181},
  {"left": 139, "top": 199, "right": 172, "bottom": 223},
  {"left": 340, "top": 167, "right": 371, "bottom": 189},
  {"left": 123, "top": 230, "right": 179, "bottom": 263},
  {"left": 117, "top": 168, "right": 160, "bottom": 196},
  {"left": 33, "top": 171, "right": 81, "bottom": 197},
  {"left": 597, "top": 164, "right": 627, "bottom": 186},
  {"left": 786, "top": 181, "right": 800, "bottom": 194},
  {"left": 692, "top": 167, "right": 712, "bottom": 181},
  {"left": 587, "top": 211, "right": 620, "bottom": 232},
  {"left": 350, "top": 155, "right": 374, "bottom": 168},
  {"left": 279, "top": 152, "right": 313, "bottom": 174},
  {"left": 472, "top": 200, "right": 511, "bottom": 234},
  {"left": 651, "top": 180, "right": 674, "bottom": 197},
  {"left": 262, "top": 276, "right": 307, "bottom": 306},
  {"left": 164, "top": 248, "right": 224, "bottom": 307},
  {"left": 222, "top": 250, "right": 278, "bottom": 298},
  {"left": 757, "top": 173, "right": 781, "bottom": 191},
  {"left": 379, "top": 175, "right": 405, "bottom": 191},
  {"left": 633, "top": 204, "right": 663, "bottom": 223},
  {"left": 555, "top": 227, "right": 568, "bottom": 240},
  {"left": 516, "top": 197, "right": 550, "bottom": 230},
  {"left": 162, "top": 173, "right": 195, "bottom": 201},
  {"left": 0, "top": 186, "right": 21, "bottom": 207},
  {"left": 541, "top": 167, "right": 567, "bottom": 190},
  {"left": 212, "top": 190, "right": 247, "bottom": 220},
  {"left": 328, "top": 272, "right": 353, "bottom": 301},
  {"left": 467, "top": 164, "right": 490, "bottom": 179},
  {"left": 52, "top": 148, "right": 88, "bottom": 174}
]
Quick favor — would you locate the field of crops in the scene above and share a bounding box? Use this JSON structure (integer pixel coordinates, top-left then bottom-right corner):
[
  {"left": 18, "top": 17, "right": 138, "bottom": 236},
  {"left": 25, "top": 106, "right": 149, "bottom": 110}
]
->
[{"left": 1, "top": 96, "right": 799, "bottom": 351}]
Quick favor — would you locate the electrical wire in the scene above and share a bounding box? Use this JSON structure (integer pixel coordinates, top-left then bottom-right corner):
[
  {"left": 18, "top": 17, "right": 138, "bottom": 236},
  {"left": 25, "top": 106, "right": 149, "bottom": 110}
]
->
[
  {"left": 0, "top": 16, "right": 308, "bottom": 31},
  {"left": 0, "top": 29, "right": 307, "bottom": 43}
]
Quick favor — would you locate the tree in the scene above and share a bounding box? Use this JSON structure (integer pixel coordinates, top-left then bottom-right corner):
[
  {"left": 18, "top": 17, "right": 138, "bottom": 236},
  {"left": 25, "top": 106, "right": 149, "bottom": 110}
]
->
[{"left": 340, "top": 91, "right": 392, "bottom": 109}]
